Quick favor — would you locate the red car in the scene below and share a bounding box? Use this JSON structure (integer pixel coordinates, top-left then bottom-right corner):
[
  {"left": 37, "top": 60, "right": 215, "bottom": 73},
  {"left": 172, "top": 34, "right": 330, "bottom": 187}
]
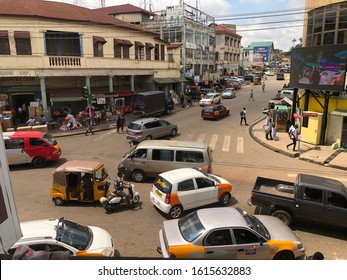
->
[
  {"left": 201, "top": 104, "right": 230, "bottom": 120},
  {"left": 229, "top": 82, "right": 241, "bottom": 90}
]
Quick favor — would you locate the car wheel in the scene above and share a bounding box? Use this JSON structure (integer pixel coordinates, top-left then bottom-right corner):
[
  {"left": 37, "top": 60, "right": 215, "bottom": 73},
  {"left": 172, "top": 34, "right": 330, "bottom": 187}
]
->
[
  {"left": 272, "top": 210, "right": 292, "bottom": 226},
  {"left": 132, "top": 170, "right": 146, "bottom": 183},
  {"left": 169, "top": 205, "right": 183, "bottom": 219},
  {"left": 170, "top": 128, "right": 177, "bottom": 137},
  {"left": 53, "top": 197, "right": 64, "bottom": 206},
  {"left": 32, "top": 157, "right": 47, "bottom": 168},
  {"left": 274, "top": 251, "right": 294, "bottom": 260},
  {"left": 219, "top": 193, "right": 231, "bottom": 206},
  {"left": 145, "top": 135, "right": 152, "bottom": 140}
]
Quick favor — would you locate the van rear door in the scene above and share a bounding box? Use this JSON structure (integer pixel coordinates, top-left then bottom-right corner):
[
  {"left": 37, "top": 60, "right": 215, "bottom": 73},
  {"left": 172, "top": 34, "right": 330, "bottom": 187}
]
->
[{"left": 4, "top": 137, "right": 29, "bottom": 165}]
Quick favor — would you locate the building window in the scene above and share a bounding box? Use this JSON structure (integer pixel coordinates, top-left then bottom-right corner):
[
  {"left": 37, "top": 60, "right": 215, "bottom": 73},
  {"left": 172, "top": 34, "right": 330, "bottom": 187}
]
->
[
  {"left": 134, "top": 41, "right": 144, "bottom": 59},
  {"left": 339, "top": 9, "right": 347, "bottom": 29},
  {"left": 324, "top": 12, "right": 336, "bottom": 31},
  {"left": 154, "top": 44, "right": 159, "bottom": 60},
  {"left": 93, "top": 36, "right": 106, "bottom": 57},
  {"left": 0, "top": 30, "right": 10, "bottom": 55},
  {"left": 313, "top": 34, "right": 321, "bottom": 46},
  {"left": 122, "top": 40, "right": 133, "bottom": 59},
  {"left": 337, "top": 30, "right": 347, "bottom": 44},
  {"left": 114, "top": 39, "right": 123, "bottom": 58},
  {"left": 160, "top": 44, "right": 165, "bottom": 61},
  {"left": 145, "top": 43, "right": 154, "bottom": 60},
  {"left": 14, "top": 31, "right": 32, "bottom": 55},
  {"left": 323, "top": 32, "right": 335, "bottom": 45},
  {"left": 46, "top": 31, "right": 81, "bottom": 56}
]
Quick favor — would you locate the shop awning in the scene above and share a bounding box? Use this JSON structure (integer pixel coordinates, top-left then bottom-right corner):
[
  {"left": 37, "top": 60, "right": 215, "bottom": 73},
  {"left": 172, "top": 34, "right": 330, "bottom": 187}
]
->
[
  {"left": 14, "top": 31, "right": 30, "bottom": 39},
  {"left": 330, "top": 110, "right": 347, "bottom": 117},
  {"left": 145, "top": 43, "right": 154, "bottom": 49},
  {"left": 93, "top": 36, "right": 107, "bottom": 44},
  {"left": 153, "top": 78, "right": 182, "bottom": 84}
]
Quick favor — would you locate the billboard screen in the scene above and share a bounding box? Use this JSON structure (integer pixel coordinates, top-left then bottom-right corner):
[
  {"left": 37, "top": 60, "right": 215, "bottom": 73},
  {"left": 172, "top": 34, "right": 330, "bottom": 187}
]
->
[
  {"left": 253, "top": 47, "right": 270, "bottom": 62},
  {"left": 290, "top": 45, "right": 347, "bottom": 91}
]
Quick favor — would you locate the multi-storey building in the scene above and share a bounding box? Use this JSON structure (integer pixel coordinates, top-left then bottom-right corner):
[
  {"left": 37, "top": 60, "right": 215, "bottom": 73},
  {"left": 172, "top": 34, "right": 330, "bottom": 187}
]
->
[
  {"left": 0, "top": 0, "right": 180, "bottom": 129},
  {"left": 241, "top": 42, "right": 274, "bottom": 71},
  {"left": 214, "top": 24, "right": 242, "bottom": 76},
  {"left": 295, "top": 0, "right": 347, "bottom": 148}
]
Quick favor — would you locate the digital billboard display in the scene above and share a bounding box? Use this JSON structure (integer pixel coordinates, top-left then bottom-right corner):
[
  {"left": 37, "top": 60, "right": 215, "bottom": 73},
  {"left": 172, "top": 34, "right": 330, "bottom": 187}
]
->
[{"left": 290, "top": 45, "right": 347, "bottom": 91}]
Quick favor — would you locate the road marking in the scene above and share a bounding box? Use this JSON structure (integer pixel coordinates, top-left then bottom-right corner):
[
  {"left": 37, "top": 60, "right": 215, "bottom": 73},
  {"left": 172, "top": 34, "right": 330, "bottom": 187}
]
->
[
  {"left": 222, "top": 136, "right": 231, "bottom": 152},
  {"left": 197, "top": 133, "right": 206, "bottom": 143},
  {"left": 95, "top": 129, "right": 116, "bottom": 140},
  {"left": 237, "top": 137, "right": 244, "bottom": 153},
  {"left": 210, "top": 134, "right": 218, "bottom": 150}
]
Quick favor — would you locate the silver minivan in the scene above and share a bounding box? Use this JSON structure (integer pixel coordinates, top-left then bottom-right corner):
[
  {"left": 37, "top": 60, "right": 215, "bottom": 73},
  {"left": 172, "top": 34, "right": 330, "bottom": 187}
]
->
[
  {"left": 126, "top": 117, "right": 178, "bottom": 143},
  {"left": 118, "top": 140, "right": 213, "bottom": 182}
]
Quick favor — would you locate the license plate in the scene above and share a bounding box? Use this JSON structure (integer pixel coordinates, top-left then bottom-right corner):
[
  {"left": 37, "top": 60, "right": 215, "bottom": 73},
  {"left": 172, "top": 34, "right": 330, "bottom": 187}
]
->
[{"left": 155, "top": 190, "right": 162, "bottom": 198}]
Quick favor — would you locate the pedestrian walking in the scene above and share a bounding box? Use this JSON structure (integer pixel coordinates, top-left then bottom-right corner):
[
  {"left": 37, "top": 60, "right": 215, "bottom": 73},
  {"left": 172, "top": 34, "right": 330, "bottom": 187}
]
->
[
  {"left": 116, "top": 114, "right": 121, "bottom": 133},
  {"left": 119, "top": 113, "right": 126, "bottom": 132},
  {"left": 262, "top": 81, "right": 266, "bottom": 92},
  {"left": 240, "top": 107, "right": 248, "bottom": 126},
  {"left": 249, "top": 89, "right": 254, "bottom": 101},
  {"left": 286, "top": 124, "right": 298, "bottom": 151},
  {"left": 85, "top": 118, "right": 94, "bottom": 136}
]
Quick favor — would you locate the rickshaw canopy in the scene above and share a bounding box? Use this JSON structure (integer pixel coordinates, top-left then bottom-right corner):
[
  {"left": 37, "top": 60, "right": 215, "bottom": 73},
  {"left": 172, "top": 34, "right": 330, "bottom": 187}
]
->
[{"left": 52, "top": 160, "right": 104, "bottom": 187}]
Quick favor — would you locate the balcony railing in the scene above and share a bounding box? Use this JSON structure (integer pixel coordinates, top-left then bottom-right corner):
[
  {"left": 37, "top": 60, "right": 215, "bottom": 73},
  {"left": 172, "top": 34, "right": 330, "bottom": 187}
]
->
[{"left": 48, "top": 56, "right": 81, "bottom": 67}]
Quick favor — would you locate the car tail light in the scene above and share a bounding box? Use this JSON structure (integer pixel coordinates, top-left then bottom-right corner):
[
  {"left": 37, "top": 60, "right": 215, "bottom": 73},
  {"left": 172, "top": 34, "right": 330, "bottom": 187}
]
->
[
  {"left": 134, "top": 131, "right": 143, "bottom": 135},
  {"left": 165, "top": 194, "right": 171, "bottom": 204}
]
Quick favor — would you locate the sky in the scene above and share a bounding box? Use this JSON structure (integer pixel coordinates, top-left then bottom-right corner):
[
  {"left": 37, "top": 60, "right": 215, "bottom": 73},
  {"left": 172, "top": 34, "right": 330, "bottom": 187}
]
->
[{"left": 48, "top": 0, "right": 306, "bottom": 51}]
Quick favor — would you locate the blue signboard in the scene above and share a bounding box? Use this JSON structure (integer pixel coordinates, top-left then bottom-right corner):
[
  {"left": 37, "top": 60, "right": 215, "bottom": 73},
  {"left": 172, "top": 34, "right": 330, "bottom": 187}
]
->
[{"left": 253, "top": 47, "right": 270, "bottom": 62}]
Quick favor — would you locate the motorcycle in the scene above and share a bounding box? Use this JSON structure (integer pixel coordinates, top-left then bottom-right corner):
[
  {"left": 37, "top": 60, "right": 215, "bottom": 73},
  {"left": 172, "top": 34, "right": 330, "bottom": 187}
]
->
[{"left": 100, "top": 180, "right": 140, "bottom": 212}]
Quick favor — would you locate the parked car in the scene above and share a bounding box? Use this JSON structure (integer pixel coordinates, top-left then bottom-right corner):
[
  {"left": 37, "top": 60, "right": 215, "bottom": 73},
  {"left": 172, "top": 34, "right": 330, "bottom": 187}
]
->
[
  {"left": 237, "top": 76, "right": 245, "bottom": 83},
  {"left": 150, "top": 167, "right": 232, "bottom": 218},
  {"left": 126, "top": 117, "right": 178, "bottom": 143},
  {"left": 201, "top": 104, "right": 230, "bottom": 120},
  {"left": 8, "top": 217, "right": 116, "bottom": 257},
  {"left": 157, "top": 207, "right": 306, "bottom": 260},
  {"left": 222, "top": 87, "right": 236, "bottom": 99},
  {"left": 276, "top": 73, "right": 285, "bottom": 80},
  {"left": 198, "top": 93, "right": 221, "bottom": 106}
]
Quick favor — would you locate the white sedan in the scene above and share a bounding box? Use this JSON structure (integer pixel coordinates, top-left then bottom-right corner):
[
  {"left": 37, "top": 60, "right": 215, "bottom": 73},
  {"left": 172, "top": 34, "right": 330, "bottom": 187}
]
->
[
  {"left": 222, "top": 88, "right": 236, "bottom": 99},
  {"left": 199, "top": 93, "right": 221, "bottom": 106}
]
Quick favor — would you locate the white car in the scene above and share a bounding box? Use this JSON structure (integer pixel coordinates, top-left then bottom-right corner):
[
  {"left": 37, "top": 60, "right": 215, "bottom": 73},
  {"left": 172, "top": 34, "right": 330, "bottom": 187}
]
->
[
  {"left": 222, "top": 88, "right": 236, "bottom": 99},
  {"left": 8, "top": 217, "right": 116, "bottom": 257},
  {"left": 150, "top": 167, "right": 232, "bottom": 218},
  {"left": 199, "top": 93, "right": 221, "bottom": 106}
]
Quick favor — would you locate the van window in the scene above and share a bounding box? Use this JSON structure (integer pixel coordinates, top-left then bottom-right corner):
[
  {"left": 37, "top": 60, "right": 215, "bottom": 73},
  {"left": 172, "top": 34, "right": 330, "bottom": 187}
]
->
[
  {"left": 152, "top": 149, "right": 174, "bottom": 161},
  {"left": 154, "top": 176, "right": 172, "bottom": 194},
  {"left": 30, "top": 138, "right": 47, "bottom": 146},
  {"left": 176, "top": 151, "right": 204, "bottom": 163},
  {"left": 178, "top": 179, "right": 195, "bottom": 191},
  {"left": 4, "top": 138, "right": 24, "bottom": 149}
]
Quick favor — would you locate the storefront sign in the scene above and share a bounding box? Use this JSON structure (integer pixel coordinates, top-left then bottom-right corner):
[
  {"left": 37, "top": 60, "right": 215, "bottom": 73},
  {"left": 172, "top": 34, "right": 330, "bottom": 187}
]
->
[{"left": 302, "top": 112, "right": 318, "bottom": 117}]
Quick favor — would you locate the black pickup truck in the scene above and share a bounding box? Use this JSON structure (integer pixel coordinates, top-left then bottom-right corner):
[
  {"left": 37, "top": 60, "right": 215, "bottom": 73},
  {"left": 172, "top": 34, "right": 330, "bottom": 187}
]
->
[{"left": 248, "top": 174, "right": 347, "bottom": 228}]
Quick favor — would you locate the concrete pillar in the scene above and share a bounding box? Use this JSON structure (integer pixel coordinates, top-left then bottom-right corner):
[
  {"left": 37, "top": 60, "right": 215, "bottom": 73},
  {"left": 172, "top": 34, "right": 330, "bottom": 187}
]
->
[
  {"left": 130, "top": 75, "right": 135, "bottom": 92},
  {"left": 108, "top": 75, "right": 113, "bottom": 93},
  {"left": 39, "top": 77, "right": 49, "bottom": 119}
]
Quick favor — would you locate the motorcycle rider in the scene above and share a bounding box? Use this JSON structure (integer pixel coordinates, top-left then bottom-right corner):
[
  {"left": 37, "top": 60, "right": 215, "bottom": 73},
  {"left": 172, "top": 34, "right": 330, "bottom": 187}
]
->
[{"left": 112, "top": 172, "right": 133, "bottom": 209}]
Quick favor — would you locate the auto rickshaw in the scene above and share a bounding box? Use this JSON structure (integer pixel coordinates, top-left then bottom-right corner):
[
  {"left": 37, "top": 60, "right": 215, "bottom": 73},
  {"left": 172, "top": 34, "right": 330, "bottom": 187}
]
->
[{"left": 50, "top": 160, "right": 111, "bottom": 206}]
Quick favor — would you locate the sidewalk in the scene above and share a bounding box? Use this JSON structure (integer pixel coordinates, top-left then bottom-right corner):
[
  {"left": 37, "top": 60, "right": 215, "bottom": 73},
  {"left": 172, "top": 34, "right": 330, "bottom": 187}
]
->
[
  {"left": 50, "top": 104, "right": 347, "bottom": 171},
  {"left": 250, "top": 117, "right": 347, "bottom": 171}
]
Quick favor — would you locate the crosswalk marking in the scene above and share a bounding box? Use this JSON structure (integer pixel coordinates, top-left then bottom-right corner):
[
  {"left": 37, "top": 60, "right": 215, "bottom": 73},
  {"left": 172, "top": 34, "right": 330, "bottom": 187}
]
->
[
  {"left": 210, "top": 134, "right": 218, "bottom": 150},
  {"left": 222, "top": 136, "right": 231, "bottom": 152},
  {"left": 237, "top": 137, "right": 244, "bottom": 154}
]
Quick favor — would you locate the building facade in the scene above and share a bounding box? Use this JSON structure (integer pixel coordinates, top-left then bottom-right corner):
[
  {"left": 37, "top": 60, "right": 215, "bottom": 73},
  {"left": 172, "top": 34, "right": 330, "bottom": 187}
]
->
[
  {"left": 0, "top": 0, "right": 180, "bottom": 129},
  {"left": 241, "top": 42, "right": 274, "bottom": 71},
  {"left": 214, "top": 24, "right": 242, "bottom": 76},
  {"left": 296, "top": 0, "right": 347, "bottom": 148}
]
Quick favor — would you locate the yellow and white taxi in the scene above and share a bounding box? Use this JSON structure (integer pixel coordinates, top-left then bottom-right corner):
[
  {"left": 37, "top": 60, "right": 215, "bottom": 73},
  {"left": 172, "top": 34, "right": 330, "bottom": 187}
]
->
[
  {"left": 157, "top": 207, "right": 306, "bottom": 260},
  {"left": 150, "top": 168, "right": 232, "bottom": 219}
]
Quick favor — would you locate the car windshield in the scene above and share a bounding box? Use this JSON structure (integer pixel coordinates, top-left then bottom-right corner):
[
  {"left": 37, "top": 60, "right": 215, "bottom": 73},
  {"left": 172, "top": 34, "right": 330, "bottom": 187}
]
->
[
  {"left": 42, "top": 133, "right": 57, "bottom": 145},
  {"left": 204, "top": 93, "right": 214, "bottom": 99},
  {"left": 178, "top": 211, "right": 206, "bottom": 242},
  {"left": 153, "top": 176, "right": 172, "bottom": 194},
  {"left": 56, "top": 218, "right": 92, "bottom": 250},
  {"left": 244, "top": 214, "right": 270, "bottom": 240},
  {"left": 206, "top": 174, "right": 221, "bottom": 183}
]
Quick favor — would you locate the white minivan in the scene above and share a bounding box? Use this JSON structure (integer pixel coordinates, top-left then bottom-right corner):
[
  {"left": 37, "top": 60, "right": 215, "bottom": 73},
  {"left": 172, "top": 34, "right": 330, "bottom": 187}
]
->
[{"left": 118, "top": 140, "right": 213, "bottom": 182}]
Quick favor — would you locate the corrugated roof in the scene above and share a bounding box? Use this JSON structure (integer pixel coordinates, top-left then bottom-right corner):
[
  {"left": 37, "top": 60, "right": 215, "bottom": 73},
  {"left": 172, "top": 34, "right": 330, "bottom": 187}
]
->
[
  {"left": 94, "top": 4, "right": 156, "bottom": 16},
  {"left": 0, "top": 0, "right": 155, "bottom": 34},
  {"left": 215, "top": 25, "right": 242, "bottom": 39}
]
